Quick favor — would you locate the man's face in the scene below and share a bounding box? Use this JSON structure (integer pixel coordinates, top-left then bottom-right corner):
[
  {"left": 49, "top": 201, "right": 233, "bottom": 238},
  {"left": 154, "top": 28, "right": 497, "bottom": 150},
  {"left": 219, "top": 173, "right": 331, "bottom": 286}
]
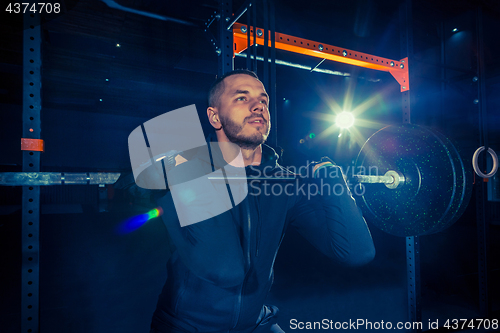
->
[{"left": 215, "top": 74, "right": 271, "bottom": 149}]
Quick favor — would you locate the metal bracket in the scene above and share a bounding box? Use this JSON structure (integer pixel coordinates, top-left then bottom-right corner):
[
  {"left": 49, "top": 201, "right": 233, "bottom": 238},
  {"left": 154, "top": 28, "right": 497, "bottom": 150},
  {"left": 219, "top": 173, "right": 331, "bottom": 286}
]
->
[{"left": 21, "top": 138, "right": 44, "bottom": 152}]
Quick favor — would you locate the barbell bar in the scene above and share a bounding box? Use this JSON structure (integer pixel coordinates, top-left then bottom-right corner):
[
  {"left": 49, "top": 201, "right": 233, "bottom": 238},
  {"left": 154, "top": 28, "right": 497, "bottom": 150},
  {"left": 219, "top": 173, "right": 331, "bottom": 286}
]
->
[
  {"left": 208, "top": 170, "right": 405, "bottom": 189},
  {"left": 0, "top": 172, "right": 120, "bottom": 186},
  {"left": 2, "top": 125, "right": 472, "bottom": 237},
  {"left": 0, "top": 170, "right": 415, "bottom": 189}
]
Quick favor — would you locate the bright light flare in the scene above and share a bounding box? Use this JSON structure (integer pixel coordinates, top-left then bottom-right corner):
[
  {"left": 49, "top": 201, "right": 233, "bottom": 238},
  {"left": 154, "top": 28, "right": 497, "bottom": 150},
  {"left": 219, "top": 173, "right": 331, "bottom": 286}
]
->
[
  {"left": 335, "top": 111, "right": 355, "bottom": 129},
  {"left": 116, "top": 206, "right": 164, "bottom": 234}
]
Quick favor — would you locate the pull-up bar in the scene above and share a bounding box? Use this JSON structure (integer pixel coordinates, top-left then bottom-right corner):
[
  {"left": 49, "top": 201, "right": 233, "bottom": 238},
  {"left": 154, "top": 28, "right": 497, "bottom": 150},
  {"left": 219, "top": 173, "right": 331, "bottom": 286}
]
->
[{"left": 232, "top": 22, "right": 409, "bottom": 92}]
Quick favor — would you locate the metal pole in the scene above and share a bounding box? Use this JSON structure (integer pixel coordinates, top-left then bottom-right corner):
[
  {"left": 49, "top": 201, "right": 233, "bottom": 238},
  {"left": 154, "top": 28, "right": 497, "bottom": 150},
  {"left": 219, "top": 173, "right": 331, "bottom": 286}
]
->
[
  {"left": 439, "top": 21, "right": 446, "bottom": 126},
  {"left": 263, "top": 0, "right": 269, "bottom": 88},
  {"left": 22, "top": 5, "right": 42, "bottom": 332},
  {"left": 400, "top": 0, "right": 421, "bottom": 331},
  {"left": 406, "top": 236, "right": 421, "bottom": 331},
  {"left": 270, "top": 0, "right": 277, "bottom": 148},
  {"left": 252, "top": 2, "right": 257, "bottom": 71},
  {"left": 246, "top": 8, "right": 251, "bottom": 70},
  {"left": 226, "top": 0, "right": 253, "bottom": 31},
  {"left": 218, "top": 0, "right": 233, "bottom": 77},
  {"left": 400, "top": 0, "right": 413, "bottom": 125},
  {"left": 475, "top": 5, "right": 490, "bottom": 318}
]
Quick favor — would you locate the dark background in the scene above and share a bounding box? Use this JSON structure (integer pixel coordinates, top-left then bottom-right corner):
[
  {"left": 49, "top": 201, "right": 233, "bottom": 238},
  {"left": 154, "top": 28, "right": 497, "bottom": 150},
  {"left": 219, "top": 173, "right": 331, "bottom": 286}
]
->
[{"left": 1, "top": 0, "right": 499, "bottom": 332}]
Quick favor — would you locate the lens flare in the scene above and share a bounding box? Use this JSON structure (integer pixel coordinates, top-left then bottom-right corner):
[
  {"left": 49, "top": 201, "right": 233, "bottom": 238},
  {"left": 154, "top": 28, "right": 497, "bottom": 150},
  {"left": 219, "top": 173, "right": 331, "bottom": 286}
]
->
[
  {"left": 116, "top": 206, "right": 164, "bottom": 234},
  {"left": 335, "top": 111, "right": 355, "bottom": 129}
]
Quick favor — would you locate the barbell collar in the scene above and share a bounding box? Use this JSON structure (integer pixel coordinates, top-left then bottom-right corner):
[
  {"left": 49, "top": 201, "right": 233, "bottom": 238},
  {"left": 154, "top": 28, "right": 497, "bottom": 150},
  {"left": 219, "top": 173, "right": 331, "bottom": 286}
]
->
[{"left": 353, "top": 170, "right": 405, "bottom": 189}]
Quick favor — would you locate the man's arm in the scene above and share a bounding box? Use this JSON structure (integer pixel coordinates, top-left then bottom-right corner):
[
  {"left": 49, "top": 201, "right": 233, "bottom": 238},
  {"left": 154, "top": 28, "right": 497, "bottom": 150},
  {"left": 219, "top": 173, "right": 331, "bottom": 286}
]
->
[{"left": 286, "top": 164, "right": 375, "bottom": 267}]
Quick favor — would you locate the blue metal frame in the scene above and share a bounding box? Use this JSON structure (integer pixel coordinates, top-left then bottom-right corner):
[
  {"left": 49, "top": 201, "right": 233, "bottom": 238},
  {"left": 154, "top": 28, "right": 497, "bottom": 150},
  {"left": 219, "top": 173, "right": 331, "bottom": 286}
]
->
[
  {"left": 474, "top": 6, "right": 490, "bottom": 319},
  {"left": 22, "top": 9, "right": 42, "bottom": 333},
  {"left": 218, "top": 0, "right": 234, "bottom": 76},
  {"left": 217, "top": 0, "right": 277, "bottom": 148},
  {"left": 400, "top": 1, "right": 421, "bottom": 331}
]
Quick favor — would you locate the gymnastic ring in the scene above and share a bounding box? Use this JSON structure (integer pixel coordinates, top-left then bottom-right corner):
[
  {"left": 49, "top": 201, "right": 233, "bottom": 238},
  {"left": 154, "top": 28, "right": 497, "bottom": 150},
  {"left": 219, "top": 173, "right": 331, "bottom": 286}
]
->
[{"left": 472, "top": 146, "right": 498, "bottom": 178}]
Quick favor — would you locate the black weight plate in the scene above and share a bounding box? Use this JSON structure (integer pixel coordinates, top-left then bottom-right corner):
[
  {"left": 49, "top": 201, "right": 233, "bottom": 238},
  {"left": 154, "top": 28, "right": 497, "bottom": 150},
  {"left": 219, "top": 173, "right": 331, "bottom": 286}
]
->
[
  {"left": 431, "top": 130, "right": 473, "bottom": 232},
  {"left": 355, "top": 124, "right": 472, "bottom": 237}
]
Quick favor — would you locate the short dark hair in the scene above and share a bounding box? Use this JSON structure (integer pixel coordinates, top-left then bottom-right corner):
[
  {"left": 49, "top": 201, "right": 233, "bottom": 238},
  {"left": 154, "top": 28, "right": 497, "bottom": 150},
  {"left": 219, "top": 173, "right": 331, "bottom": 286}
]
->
[{"left": 208, "top": 69, "right": 259, "bottom": 108}]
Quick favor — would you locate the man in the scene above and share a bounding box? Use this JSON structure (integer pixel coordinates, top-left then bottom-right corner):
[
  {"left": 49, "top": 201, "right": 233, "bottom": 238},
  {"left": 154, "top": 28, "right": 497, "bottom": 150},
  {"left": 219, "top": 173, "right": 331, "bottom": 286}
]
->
[{"left": 150, "top": 69, "right": 375, "bottom": 332}]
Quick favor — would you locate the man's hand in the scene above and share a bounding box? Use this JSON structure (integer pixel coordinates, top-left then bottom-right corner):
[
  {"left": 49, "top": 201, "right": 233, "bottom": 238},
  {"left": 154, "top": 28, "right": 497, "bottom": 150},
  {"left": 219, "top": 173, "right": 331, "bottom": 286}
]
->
[{"left": 310, "top": 156, "right": 337, "bottom": 178}]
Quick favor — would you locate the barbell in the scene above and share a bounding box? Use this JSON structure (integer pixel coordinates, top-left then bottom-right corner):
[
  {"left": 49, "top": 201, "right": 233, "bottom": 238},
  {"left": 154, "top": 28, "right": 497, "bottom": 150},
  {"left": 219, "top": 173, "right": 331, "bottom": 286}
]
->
[
  {"left": 1, "top": 124, "right": 473, "bottom": 237},
  {"left": 209, "top": 124, "right": 472, "bottom": 236}
]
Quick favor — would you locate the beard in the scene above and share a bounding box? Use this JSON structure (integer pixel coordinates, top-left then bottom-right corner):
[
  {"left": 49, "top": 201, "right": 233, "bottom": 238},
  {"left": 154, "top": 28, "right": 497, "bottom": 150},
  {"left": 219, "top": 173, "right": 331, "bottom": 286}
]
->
[{"left": 219, "top": 114, "right": 270, "bottom": 149}]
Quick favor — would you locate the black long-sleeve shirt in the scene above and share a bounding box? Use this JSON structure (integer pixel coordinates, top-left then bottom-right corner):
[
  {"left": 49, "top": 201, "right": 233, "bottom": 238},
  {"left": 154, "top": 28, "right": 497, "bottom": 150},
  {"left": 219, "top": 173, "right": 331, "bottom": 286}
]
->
[{"left": 151, "top": 143, "right": 375, "bottom": 333}]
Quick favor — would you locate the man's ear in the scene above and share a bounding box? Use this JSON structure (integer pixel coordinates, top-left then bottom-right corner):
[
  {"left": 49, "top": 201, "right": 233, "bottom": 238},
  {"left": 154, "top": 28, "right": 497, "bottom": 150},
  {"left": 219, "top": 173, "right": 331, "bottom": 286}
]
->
[{"left": 207, "top": 107, "right": 221, "bottom": 130}]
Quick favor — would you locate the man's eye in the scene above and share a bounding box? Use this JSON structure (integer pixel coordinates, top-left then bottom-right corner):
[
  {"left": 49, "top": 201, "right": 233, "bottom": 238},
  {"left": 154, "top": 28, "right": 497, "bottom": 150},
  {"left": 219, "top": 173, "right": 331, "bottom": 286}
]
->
[
  {"left": 261, "top": 100, "right": 268, "bottom": 105},
  {"left": 237, "top": 97, "right": 246, "bottom": 101}
]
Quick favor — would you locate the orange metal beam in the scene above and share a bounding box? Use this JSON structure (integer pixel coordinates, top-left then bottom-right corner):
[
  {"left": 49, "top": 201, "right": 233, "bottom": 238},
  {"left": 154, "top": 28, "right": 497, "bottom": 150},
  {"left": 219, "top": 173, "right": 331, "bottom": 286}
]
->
[{"left": 233, "top": 23, "right": 409, "bottom": 92}]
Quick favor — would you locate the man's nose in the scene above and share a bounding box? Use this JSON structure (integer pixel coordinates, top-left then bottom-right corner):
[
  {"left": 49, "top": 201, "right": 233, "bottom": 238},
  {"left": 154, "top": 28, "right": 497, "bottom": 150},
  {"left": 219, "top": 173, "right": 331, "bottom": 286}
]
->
[{"left": 251, "top": 101, "right": 264, "bottom": 112}]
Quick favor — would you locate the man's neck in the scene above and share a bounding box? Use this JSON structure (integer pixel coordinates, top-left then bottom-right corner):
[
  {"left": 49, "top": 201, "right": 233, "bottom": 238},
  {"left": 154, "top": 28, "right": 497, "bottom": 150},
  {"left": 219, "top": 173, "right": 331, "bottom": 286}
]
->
[
  {"left": 239, "top": 145, "right": 262, "bottom": 166},
  {"left": 215, "top": 135, "right": 262, "bottom": 167},
  {"left": 219, "top": 142, "right": 262, "bottom": 167}
]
